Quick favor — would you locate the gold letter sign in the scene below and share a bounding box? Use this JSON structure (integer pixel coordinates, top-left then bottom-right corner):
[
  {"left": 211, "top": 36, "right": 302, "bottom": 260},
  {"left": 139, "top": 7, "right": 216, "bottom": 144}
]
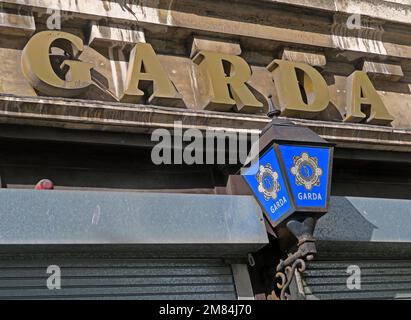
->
[
  {"left": 267, "top": 59, "right": 330, "bottom": 118},
  {"left": 345, "top": 71, "right": 394, "bottom": 125},
  {"left": 19, "top": 31, "right": 395, "bottom": 126},
  {"left": 21, "top": 31, "right": 93, "bottom": 97},
  {"left": 121, "top": 43, "right": 183, "bottom": 107},
  {"left": 193, "top": 51, "right": 263, "bottom": 113}
]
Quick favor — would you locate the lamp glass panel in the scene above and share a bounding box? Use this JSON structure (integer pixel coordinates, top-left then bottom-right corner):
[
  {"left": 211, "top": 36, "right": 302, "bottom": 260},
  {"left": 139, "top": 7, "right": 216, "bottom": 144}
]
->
[
  {"left": 279, "top": 145, "right": 331, "bottom": 208},
  {"left": 242, "top": 147, "right": 293, "bottom": 224}
]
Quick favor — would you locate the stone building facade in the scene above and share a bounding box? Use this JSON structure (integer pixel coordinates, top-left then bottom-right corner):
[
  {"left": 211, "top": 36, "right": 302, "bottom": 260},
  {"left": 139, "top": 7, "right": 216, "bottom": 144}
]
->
[{"left": 0, "top": 0, "right": 410, "bottom": 299}]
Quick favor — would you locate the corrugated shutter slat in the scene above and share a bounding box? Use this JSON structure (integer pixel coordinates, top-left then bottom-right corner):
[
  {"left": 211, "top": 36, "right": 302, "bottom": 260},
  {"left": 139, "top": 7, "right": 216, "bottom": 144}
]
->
[
  {"left": 0, "top": 257, "right": 237, "bottom": 300},
  {"left": 302, "top": 260, "right": 411, "bottom": 300}
]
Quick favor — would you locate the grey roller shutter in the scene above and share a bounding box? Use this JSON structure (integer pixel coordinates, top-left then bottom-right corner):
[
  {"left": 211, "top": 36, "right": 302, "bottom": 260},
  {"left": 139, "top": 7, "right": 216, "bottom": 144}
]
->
[
  {"left": 301, "top": 260, "right": 411, "bottom": 300},
  {"left": 0, "top": 257, "right": 237, "bottom": 300}
]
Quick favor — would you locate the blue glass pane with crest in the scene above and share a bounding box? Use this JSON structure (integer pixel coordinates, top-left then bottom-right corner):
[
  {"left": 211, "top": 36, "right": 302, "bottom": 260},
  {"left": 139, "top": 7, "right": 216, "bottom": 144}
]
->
[
  {"left": 242, "top": 147, "right": 293, "bottom": 224},
  {"left": 279, "top": 145, "right": 331, "bottom": 208}
]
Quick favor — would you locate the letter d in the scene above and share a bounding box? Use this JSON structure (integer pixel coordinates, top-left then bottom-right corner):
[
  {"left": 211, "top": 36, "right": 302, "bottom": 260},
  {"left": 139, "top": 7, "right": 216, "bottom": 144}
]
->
[{"left": 267, "top": 59, "right": 330, "bottom": 118}]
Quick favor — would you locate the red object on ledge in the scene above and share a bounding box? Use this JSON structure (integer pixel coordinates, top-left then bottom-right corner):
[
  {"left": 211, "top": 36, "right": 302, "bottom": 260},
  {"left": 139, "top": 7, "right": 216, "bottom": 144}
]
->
[{"left": 34, "top": 179, "right": 54, "bottom": 190}]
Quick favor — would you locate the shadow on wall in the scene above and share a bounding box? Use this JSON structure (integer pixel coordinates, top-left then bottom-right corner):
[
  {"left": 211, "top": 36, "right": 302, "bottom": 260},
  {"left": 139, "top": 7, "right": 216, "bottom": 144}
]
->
[
  {"left": 315, "top": 195, "right": 411, "bottom": 243},
  {"left": 314, "top": 196, "right": 378, "bottom": 242},
  {"left": 304, "top": 196, "right": 411, "bottom": 299}
]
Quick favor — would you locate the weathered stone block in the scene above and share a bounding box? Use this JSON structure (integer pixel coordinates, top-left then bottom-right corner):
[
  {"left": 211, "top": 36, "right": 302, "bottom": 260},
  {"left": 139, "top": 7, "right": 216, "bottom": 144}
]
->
[
  {"left": 190, "top": 37, "right": 241, "bottom": 58},
  {"left": 88, "top": 21, "right": 145, "bottom": 47},
  {"left": 0, "top": 11, "right": 35, "bottom": 36},
  {"left": 362, "top": 60, "right": 404, "bottom": 82},
  {"left": 281, "top": 49, "right": 326, "bottom": 68}
]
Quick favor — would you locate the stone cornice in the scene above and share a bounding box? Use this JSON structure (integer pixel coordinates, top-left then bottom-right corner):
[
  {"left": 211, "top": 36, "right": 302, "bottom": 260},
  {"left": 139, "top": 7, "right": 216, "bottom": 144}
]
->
[
  {"left": 3, "top": 0, "right": 411, "bottom": 26},
  {"left": 2, "top": 0, "right": 411, "bottom": 60},
  {"left": 0, "top": 94, "right": 410, "bottom": 152},
  {"left": 256, "top": 0, "right": 411, "bottom": 26}
]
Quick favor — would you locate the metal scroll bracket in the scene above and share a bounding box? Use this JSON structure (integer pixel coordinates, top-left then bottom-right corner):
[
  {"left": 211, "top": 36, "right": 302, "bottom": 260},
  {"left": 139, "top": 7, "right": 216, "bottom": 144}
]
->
[{"left": 275, "top": 216, "right": 317, "bottom": 300}]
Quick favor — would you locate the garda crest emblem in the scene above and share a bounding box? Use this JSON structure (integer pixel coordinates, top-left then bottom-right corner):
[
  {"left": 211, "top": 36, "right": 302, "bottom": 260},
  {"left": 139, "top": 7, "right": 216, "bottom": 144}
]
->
[
  {"left": 290, "top": 152, "right": 323, "bottom": 190},
  {"left": 256, "top": 164, "right": 281, "bottom": 201}
]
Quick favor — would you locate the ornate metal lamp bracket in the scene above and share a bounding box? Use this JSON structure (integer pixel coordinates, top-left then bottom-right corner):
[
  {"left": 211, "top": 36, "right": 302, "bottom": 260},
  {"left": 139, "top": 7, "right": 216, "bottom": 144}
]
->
[{"left": 275, "top": 217, "right": 317, "bottom": 300}]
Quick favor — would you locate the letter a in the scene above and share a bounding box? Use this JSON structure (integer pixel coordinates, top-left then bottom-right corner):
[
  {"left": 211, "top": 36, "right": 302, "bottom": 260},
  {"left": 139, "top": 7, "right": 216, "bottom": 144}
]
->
[
  {"left": 345, "top": 71, "right": 394, "bottom": 125},
  {"left": 121, "top": 43, "right": 183, "bottom": 107}
]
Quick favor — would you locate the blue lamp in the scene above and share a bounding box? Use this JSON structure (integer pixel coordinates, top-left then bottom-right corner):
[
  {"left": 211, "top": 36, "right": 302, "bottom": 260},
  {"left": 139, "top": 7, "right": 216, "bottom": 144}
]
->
[
  {"left": 241, "top": 112, "right": 334, "bottom": 300},
  {"left": 242, "top": 116, "right": 334, "bottom": 229}
]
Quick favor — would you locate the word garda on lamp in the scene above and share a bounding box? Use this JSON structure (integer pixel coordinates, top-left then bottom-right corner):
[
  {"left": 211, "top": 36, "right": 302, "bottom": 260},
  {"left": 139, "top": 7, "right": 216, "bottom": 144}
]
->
[{"left": 21, "top": 31, "right": 394, "bottom": 125}]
